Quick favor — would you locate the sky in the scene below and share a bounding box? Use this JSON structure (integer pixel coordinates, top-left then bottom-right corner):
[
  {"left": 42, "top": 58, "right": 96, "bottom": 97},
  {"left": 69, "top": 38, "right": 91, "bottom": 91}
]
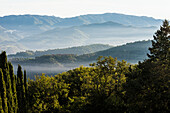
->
[{"left": 0, "top": 0, "right": 169, "bottom": 19}]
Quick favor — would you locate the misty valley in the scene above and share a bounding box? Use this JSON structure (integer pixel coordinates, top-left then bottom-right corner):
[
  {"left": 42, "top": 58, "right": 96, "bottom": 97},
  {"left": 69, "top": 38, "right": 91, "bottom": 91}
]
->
[
  {"left": 0, "top": 13, "right": 169, "bottom": 113},
  {"left": 9, "top": 40, "right": 152, "bottom": 79},
  {"left": 0, "top": 13, "right": 159, "bottom": 78}
]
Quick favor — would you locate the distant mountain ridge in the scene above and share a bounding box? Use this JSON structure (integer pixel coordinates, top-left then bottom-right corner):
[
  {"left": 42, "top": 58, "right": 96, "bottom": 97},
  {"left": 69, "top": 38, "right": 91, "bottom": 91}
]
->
[
  {"left": 0, "top": 15, "right": 63, "bottom": 37},
  {"left": 0, "top": 13, "right": 162, "bottom": 30},
  {"left": 55, "top": 13, "right": 162, "bottom": 27},
  {"left": 19, "top": 21, "right": 157, "bottom": 50},
  {"left": 0, "top": 13, "right": 162, "bottom": 54},
  {"left": 0, "top": 15, "right": 62, "bottom": 26}
]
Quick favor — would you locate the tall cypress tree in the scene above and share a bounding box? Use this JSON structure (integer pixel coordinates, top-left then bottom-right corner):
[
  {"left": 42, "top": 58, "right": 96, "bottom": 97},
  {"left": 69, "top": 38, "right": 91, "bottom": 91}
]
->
[
  {"left": 0, "top": 51, "right": 14, "bottom": 113},
  {"left": 0, "top": 69, "right": 8, "bottom": 113},
  {"left": 0, "top": 51, "right": 8, "bottom": 80},
  {"left": 24, "top": 70, "right": 27, "bottom": 98},
  {"left": 17, "top": 65, "right": 26, "bottom": 113},
  {"left": 8, "top": 62, "right": 18, "bottom": 113},
  {"left": 24, "top": 70, "right": 28, "bottom": 113}
]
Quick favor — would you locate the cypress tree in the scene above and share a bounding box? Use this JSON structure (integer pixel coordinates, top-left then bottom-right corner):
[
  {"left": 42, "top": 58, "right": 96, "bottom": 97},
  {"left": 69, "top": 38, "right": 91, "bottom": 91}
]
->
[
  {"left": 17, "top": 65, "right": 26, "bottom": 113},
  {"left": 0, "top": 51, "right": 14, "bottom": 113},
  {"left": 24, "top": 70, "right": 28, "bottom": 113},
  {"left": 8, "top": 62, "right": 18, "bottom": 113},
  {"left": 0, "top": 51, "right": 8, "bottom": 79},
  {"left": 0, "top": 69, "right": 8, "bottom": 113},
  {"left": 24, "top": 70, "right": 27, "bottom": 98}
]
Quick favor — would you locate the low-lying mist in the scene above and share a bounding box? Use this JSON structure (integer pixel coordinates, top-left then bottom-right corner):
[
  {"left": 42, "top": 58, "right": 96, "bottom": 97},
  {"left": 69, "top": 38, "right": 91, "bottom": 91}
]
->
[{"left": 12, "top": 62, "right": 92, "bottom": 80}]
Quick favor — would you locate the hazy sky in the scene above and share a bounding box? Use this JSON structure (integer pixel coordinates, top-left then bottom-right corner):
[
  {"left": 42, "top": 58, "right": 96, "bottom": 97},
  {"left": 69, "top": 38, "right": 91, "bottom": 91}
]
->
[{"left": 0, "top": 0, "right": 169, "bottom": 19}]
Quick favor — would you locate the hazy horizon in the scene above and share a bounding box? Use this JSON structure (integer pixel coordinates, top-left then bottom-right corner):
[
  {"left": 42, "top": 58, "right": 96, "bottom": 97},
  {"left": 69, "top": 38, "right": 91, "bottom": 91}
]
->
[
  {"left": 0, "top": 0, "right": 170, "bottom": 19},
  {"left": 0, "top": 12, "right": 164, "bottom": 20}
]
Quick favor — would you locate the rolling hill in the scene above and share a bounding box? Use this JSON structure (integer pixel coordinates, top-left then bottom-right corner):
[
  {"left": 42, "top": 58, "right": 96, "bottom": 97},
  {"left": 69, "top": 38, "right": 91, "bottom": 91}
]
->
[
  {"left": 8, "top": 44, "right": 112, "bottom": 58},
  {"left": 0, "top": 25, "right": 26, "bottom": 54},
  {"left": 77, "top": 40, "right": 152, "bottom": 63},
  {"left": 11, "top": 40, "right": 152, "bottom": 65},
  {"left": 0, "top": 25, "right": 22, "bottom": 41},
  {"left": 0, "top": 15, "right": 63, "bottom": 37},
  {"left": 19, "top": 21, "right": 157, "bottom": 50}
]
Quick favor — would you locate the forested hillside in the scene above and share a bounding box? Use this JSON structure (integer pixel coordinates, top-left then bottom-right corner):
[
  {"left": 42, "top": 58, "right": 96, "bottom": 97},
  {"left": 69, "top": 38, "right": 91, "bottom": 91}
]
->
[
  {"left": 0, "top": 20, "right": 169, "bottom": 113},
  {"left": 77, "top": 40, "right": 152, "bottom": 63},
  {"left": 10, "top": 40, "right": 152, "bottom": 66},
  {"left": 8, "top": 44, "right": 112, "bottom": 58}
]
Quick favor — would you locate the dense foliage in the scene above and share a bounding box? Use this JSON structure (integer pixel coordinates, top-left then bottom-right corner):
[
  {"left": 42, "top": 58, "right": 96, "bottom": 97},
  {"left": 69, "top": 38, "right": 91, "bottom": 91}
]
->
[
  {"left": 27, "top": 56, "right": 130, "bottom": 113},
  {"left": 0, "top": 20, "right": 169, "bottom": 113}
]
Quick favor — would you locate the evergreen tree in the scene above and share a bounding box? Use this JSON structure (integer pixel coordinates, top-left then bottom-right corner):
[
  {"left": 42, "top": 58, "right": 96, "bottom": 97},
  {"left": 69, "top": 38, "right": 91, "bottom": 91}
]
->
[
  {"left": 8, "top": 62, "right": 18, "bottom": 113},
  {"left": 24, "top": 70, "right": 27, "bottom": 97},
  {"left": 0, "top": 52, "right": 8, "bottom": 78},
  {"left": 125, "top": 20, "right": 170, "bottom": 112},
  {"left": 147, "top": 19, "right": 170, "bottom": 62},
  {"left": 17, "top": 65, "right": 26, "bottom": 113},
  {"left": 0, "top": 51, "right": 14, "bottom": 113},
  {"left": 0, "top": 69, "right": 8, "bottom": 113},
  {"left": 24, "top": 70, "right": 28, "bottom": 113}
]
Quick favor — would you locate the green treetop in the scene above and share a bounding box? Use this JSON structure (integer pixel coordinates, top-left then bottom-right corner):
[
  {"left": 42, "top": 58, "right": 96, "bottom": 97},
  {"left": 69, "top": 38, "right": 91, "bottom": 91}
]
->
[{"left": 147, "top": 19, "right": 170, "bottom": 62}]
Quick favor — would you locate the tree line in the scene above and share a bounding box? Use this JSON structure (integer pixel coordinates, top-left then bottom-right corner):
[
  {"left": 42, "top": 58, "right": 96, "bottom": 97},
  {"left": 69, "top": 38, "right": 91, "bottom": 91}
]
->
[{"left": 0, "top": 20, "right": 169, "bottom": 113}]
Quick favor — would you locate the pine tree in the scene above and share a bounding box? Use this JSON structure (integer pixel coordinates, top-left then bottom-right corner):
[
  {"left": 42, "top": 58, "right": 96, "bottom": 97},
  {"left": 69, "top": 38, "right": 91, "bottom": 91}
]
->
[
  {"left": 0, "top": 69, "right": 8, "bottom": 113},
  {"left": 147, "top": 20, "right": 170, "bottom": 62},
  {"left": 8, "top": 62, "right": 18, "bottom": 113},
  {"left": 125, "top": 20, "right": 170, "bottom": 112}
]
